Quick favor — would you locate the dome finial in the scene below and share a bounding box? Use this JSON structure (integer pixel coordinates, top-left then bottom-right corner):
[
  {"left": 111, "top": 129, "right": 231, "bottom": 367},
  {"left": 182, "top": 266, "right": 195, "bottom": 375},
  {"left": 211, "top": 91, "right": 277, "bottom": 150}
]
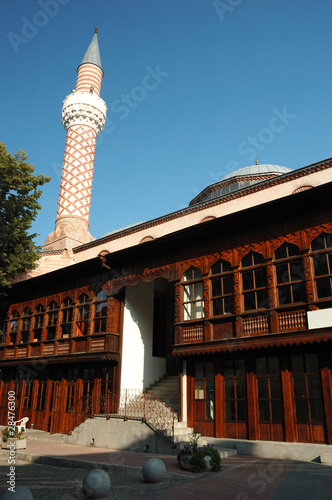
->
[
  {"left": 255, "top": 158, "right": 259, "bottom": 165},
  {"left": 95, "top": 26, "right": 98, "bottom": 34}
]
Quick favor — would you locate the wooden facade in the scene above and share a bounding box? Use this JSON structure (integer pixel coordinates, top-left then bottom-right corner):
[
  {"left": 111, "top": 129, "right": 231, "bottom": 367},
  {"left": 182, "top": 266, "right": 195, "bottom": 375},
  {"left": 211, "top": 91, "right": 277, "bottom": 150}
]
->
[{"left": 1, "top": 178, "right": 332, "bottom": 443}]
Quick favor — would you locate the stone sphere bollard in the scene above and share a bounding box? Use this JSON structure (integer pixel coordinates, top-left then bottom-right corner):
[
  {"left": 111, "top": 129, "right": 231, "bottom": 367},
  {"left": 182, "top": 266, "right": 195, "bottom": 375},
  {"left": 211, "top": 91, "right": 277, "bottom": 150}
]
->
[
  {"left": 82, "top": 469, "right": 111, "bottom": 499},
  {"left": 142, "top": 458, "right": 167, "bottom": 483},
  {"left": 1, "top": 485, "right": 33, "bottom": 499}
]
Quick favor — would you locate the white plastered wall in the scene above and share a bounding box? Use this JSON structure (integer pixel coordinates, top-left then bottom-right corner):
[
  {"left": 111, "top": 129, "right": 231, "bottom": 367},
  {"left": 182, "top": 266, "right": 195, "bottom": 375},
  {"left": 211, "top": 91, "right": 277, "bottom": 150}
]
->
[{"left": 120, "top": 281, "right": 166, "bottom": 391}]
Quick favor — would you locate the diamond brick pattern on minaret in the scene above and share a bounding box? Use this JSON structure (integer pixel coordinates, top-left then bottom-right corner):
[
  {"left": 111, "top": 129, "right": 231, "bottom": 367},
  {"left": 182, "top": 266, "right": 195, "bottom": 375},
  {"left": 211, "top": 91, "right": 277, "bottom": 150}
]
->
[{"left": 44, "top": 28, "right": 106, "bottom": 251}]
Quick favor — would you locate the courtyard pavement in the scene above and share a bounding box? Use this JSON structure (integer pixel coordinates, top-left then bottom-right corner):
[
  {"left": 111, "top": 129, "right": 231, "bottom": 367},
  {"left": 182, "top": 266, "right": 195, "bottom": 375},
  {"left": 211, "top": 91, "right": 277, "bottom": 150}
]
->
[{"left": 1, "top": 438, "right": 332, "bottom": 499}]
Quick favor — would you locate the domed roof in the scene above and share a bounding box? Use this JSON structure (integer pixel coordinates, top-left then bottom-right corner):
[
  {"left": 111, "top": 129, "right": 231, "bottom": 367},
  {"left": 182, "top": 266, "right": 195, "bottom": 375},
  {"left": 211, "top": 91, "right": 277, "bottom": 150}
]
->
[
  {"left": 189, "top": 163, "right": 293, "bottom": 206},
  {"left": 222, "top": 164, "right": 291, "bottom": 180}
]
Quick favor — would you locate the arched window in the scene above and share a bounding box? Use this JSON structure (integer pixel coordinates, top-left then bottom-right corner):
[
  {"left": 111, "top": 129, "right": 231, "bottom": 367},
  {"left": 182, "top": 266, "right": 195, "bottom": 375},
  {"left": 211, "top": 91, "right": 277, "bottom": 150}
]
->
[
  {"left": 241, "top": 251, "right": 268, "bottom": 311},
  {"left": 9, "top": 310, "right": 19, "bottom": 345},
  {"left": 210, "top": 260, "right": 234, "bottom": 315},
  {"left": 21, "top": 308, "right": 31, "bottom": 344},
  {"left": 47, "top": 301, "right": 59, "bottom": 340},
  {"left": 182, "top": 266, "right": 204, "bottom": 320},
  {"left": 33, "top": 304, "right": 44, "bottom": 342},
  {"left": 311, "top": 233, "right": 332, "bottom": 300},
  {"left": 61, "top": 297, "right": 73, "bottom": 338},
  {"left": 94, "top": 290, "right": 108, "bottom": 334},
  {"left": 274, "top": 242, "right": 306, "bottom": 305},
  {"left": 76, "top": 294, "right": 90, "bottom": 336}
]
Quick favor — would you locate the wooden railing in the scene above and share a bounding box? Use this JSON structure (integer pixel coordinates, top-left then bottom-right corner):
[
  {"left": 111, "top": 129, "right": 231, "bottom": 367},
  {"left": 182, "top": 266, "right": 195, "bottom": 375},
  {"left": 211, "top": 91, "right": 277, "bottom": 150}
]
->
[{"left": 0, "top": 333, "right": 120, "bottom": 361}]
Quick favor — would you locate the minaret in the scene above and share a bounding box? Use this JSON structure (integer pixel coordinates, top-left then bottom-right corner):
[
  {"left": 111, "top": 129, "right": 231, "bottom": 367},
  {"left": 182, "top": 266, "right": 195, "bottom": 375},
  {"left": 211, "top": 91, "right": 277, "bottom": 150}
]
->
[{"left": 44, "top": 28, "right": 107, "bottom": 251}]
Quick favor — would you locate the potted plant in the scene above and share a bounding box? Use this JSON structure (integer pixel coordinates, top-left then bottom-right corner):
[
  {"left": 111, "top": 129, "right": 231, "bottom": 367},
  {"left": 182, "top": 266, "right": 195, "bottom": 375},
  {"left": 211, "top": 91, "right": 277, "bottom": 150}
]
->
[
  {"left": 177, "top": 430, "right": 222, "bottom": 473},
  {"left": 1, "top": 426, "right": 27, "bottom": 449}
]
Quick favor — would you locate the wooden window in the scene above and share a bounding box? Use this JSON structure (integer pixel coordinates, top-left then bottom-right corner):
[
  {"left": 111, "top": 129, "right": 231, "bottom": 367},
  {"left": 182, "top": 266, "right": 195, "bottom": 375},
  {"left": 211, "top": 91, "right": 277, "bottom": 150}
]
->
[
  {"left": 36, "top": 382, "right": 47, "bottom": 411},
  {"left": 76, "top": 294, "right": 90, "bottom": 336},
  {"left": 291, "top": 353, "right": 324, "bottom": 424},
  {"left": 182, "top": 267, "right": 204, "bottom": 320},
  {"left": 224, "top": 359, "right": 247, "bottom": 422},
  {"left": 241, "top": 251, "right": 268, "bottom": 311},
  {"left": 33, "top": 304, "right": 44, "bottom": 342},
  {"left": 311, "top": 233, "right": 332, "bottom": 300},
  {"left": 47, "top": 301, "right": 58, "bottom": 340},
  {"left": 61, "top": 297, "right": 73, "bottom": 338},
  {"left": 256, "top": 357, "right": 283, "bottom": 423},
  {"left": 274, "top": 243, "right": 306, "bottom": 305},
  {"left": 210, "top": 260, "right": 234, "bottom": 316},
  {"left": 23, "top": 382, "right": 33, "bottom": 410},
  {"left": 21, "top": 307, "right": 31, "bottom": 344},
  {"left": 93, "top": 290, "right": 108, "bottom": 334},
  {"left": 9, "top": 310, "right": 19, "bottom": 345},
  {"left": 194, "top": 361, "right": 215, "bottom": 435}
]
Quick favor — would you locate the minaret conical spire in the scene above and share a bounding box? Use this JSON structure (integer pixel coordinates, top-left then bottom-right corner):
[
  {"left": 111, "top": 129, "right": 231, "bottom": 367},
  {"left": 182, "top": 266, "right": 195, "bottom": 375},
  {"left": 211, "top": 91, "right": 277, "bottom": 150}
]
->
[{"left": 44, "top": 29, "right": 107, "bottom": 251}]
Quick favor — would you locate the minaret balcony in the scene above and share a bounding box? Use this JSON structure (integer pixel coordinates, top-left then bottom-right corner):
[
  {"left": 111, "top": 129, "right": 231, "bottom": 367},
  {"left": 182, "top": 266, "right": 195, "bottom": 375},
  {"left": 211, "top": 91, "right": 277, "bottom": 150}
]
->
[{"left": 62, "top": 92, "right": 107, "bottom": 133}]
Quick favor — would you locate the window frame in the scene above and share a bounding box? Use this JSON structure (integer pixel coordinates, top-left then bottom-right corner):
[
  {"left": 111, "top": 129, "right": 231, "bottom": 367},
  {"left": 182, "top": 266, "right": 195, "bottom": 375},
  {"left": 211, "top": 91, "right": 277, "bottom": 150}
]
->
[
  {"left": 210, "top": 259, "right": 234, "bottom": 316},
  {"left": 274, "top": 242, "right": 306, "bottom": 306},
  {"left": 241, "top": 251, "right": 268, "bottom": 312},
  {"left": 182, "top": 267, "right": 204, "bottom": 321}
]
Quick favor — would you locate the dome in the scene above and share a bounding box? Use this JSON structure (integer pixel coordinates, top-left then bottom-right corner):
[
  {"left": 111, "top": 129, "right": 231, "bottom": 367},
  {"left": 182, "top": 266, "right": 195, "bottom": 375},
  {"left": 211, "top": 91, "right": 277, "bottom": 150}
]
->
[
  {"left": 222, "top": 164, "right": 291, "bottom": 180},
  {"left": 189, "top": 163, "right": 293, "bottom": 206}
]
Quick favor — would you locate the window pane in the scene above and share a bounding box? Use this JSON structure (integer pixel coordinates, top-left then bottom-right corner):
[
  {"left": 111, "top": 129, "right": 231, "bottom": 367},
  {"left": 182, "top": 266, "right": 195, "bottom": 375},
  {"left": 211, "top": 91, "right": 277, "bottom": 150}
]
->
[
  {"left": 223, "top": 276, "right": 233, "bottom": 294},
  {"left": 292, "top": 283, "right": 306, "bottom": 303},
  {"left": 195, "top": 362, "right": 204, "bottom": 378},
  {"left": 278, "top": 285, "right": 291, "bottom": 305},
  {"left": 194, "top": 282, "right": 203, "bottom": 300},
  {"left": 184, "top": 285, "right": 192, "bottom": 302},
  {"left": 193, "top": 268, "right": 202, "bottom": 279},
  {"left": 205, "top": 362, "right": 214, "bottom": 379},
  {"left": 257, "top": 378, "right": 268, "bottom": 398},
  {"left": 290, "top": 261, "right": 303, "bottom": 281},
  {"left": 275, "top": 244, "right": 288, "bottom": 260},
  {"left": 195, "top": 301, "right": 204, "bottom": 319},
  {"left": 271, "top": 400, "right": 283, "bottom": 422},
  {"left": 307, "top": 376, "right": 322, "bottom": 398},
  {"left": 213, "top": 298, "right": 223, "bottom": 316},
  {"left": 306, "top": 353, "right": 318, "bottom": 373},
  {"left": 225, "top": 379, "right": 234, "bottom": 398},
  {"left": 270, "top": 378, "right": 282, "bottom": 398},
  {"left": 293, "top": 376, "right": 306, "bottom": 397},
  {"left": 257, "top": 289, "right": 268, "bottom": 308},
  {"left": 211, "top": 261, "right": 222, "bottom": 274},
  {"left": 311, "top": 235, "right": 325, "bottom": 252},
  {"left": 276, "top": 264, "right": 289, "bottom": 284},
  {"left": 184, "top": 303, "right": 192, "bottom": 320},
  {"left": 259, "top": 400, "right": 270, "bottom": 422},
  {"left": 255, "top": 268, "right": 266, "bottom": 288},
  {"left": 236, "top": 379, "right": 246, "bottom": 399},
  {"left": 292, "top": 355, "right": 304, "bottom": 374},
  {"left": 256, "top": 358, "right": 267, "bottom": 376},
  {"left": 237, "top": 400, "right": 247, "bottom": 421},
  {"left": 244, "top": 291, "right": 255, "bottom": 310},
  {"left": 235, "top": 360, "right": 245, "bottom": 378},
  {"left": 313, "top": 255, "right": 328, "bottom": 276},
  {"left": 268, "top": 357, "right": 280, "bottom": 375},
  {"left": 295, "top": 399, "right": 309, "bottom": 423},
  {"left": 242, "top": 271, "right": 254, "bottom": 290},
  {"left": 206, "top": 380, "right": 215, "bottom": 400},
  {"left": 242, "top": 253, "right": 253, "bottom": 267},
  {"left": 225, "top": 400, "right": 235, "bottom": 420},
  {"left": 206, "top": 399, "right": 215, "bottom": 420},
  {"left": 316, "top": 277, "right": 332, "bottom": 298},
  {"left": 310, "top": 399, "right": 324, "bottom": 423},
  {"left": 195, "top": 380, "right": 204, "bottom": 399},
  {"left": 212, "top": 279, "right": 222, "bottom": 297},
  {"left": 224, "top": 295, "right": 234, "bottom": 314}
]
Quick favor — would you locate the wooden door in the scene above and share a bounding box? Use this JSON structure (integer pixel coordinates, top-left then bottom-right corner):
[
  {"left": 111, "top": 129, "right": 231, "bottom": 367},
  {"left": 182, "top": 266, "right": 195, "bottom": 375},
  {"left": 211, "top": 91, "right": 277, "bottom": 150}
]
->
[
  {"left": 49, "top": 382, "right": 62, "bottom": 433},
  {"left": 224, "top": 359, "right": 248, "bottom": 439},
  {"left": 291, "top": 353, "right": 326, "bottom": 443},
  {"left": 193, "top": 361, "right": 215, "bottom": 437}
]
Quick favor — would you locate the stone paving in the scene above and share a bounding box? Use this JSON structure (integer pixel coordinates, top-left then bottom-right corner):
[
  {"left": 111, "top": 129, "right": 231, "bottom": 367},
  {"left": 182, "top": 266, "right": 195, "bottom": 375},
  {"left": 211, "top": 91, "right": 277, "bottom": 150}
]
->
[{"left": 0, "top": 455, "right": 192, "bottom": 499}]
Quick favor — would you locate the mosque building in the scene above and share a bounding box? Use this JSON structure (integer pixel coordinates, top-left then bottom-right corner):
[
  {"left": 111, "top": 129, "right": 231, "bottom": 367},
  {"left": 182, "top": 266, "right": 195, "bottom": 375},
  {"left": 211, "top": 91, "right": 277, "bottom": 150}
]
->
[{"left": 1, "top": 30, "right": 332, "bottom": 454}]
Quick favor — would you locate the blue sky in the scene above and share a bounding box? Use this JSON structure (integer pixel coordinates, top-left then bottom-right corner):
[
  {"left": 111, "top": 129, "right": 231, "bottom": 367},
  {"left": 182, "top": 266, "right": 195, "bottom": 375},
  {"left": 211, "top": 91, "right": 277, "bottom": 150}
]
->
[{"left": 1, "top": 0, "right": 331, "bottom": 247}]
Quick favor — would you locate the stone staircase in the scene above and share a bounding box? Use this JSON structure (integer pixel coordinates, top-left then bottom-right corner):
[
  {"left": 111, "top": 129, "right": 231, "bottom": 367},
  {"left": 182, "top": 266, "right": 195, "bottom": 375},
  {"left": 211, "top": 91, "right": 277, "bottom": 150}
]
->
[{"left": 147, "top": 375, "right": 179, "bottom": 414}]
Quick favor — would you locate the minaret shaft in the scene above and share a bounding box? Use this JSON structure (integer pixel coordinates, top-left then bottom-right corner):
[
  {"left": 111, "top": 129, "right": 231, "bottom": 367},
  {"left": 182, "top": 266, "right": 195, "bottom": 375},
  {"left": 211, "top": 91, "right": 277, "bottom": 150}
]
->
[{"left": 44, "top": 30, "right": 106, "bottom": 251}]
